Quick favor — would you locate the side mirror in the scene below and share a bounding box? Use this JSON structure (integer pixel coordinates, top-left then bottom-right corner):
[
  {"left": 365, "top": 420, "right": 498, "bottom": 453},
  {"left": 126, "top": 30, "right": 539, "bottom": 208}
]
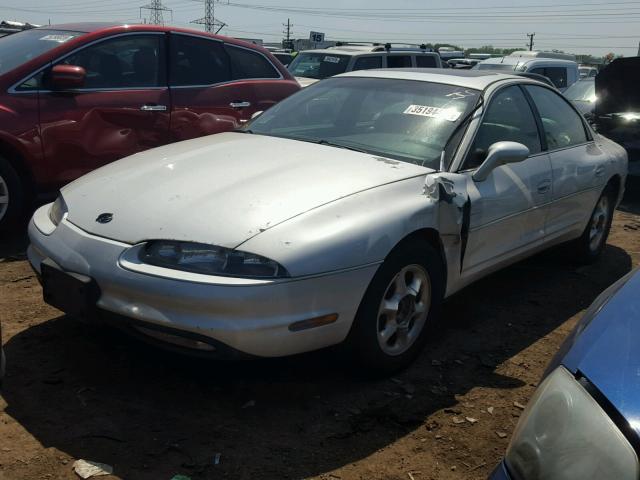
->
[
  {"left": 50, "top": 64, "right": 86, "bottom": 90},
  {"left": 472, "top": 141, "right": 530, "bottom": 182},
  {"left": 251, "top": 110, "right": 264, "bottom": 120}
]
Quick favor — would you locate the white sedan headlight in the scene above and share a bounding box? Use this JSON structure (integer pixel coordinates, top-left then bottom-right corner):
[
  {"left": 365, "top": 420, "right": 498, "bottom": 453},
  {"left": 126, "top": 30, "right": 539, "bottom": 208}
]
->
[
  {"left": 139, "top": 240, "right": 289, "bottom": 279},
  {"left": 48, "top": 195, "right": 68, "bottom": 226},
  {"left": 506, "top": 366, "right": 639, "bottom": 480}
]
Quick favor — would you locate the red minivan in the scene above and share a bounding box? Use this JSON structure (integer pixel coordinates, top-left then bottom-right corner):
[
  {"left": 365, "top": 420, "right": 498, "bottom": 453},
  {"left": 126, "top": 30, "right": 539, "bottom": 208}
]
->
[{"left": 0, "top": 23, "right": 300, "bottom": 230}]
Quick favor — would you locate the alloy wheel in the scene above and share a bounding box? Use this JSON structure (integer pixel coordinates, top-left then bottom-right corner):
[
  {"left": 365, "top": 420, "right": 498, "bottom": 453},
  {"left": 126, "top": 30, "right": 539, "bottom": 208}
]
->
[
  {"left": 0, "top": 174, "right": 8, "bottom": 222},
  {"left": 376, "top": 264, "right": 431, "bottom": 356}
]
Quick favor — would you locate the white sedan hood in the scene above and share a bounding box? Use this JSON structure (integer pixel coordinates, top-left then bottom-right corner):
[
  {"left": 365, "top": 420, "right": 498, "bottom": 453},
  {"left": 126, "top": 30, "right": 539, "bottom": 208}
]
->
[
  {"left": 63, "top": 132, "right": 429, "bottom": 247},
  {"left": 295, "top": 76, "right": 319, "bottom": 88}
]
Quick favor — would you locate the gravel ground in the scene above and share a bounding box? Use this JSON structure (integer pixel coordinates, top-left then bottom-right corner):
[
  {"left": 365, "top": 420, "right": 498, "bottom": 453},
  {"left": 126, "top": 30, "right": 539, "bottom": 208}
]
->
[{"left": 0, "top": 206, "right": 639, "bottom": 480}]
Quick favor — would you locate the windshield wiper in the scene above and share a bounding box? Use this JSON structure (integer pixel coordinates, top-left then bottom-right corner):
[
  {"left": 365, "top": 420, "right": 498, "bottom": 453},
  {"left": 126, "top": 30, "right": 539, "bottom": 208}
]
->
[{"left": 316, "top": 139, "right": 369, "bottom": 154}]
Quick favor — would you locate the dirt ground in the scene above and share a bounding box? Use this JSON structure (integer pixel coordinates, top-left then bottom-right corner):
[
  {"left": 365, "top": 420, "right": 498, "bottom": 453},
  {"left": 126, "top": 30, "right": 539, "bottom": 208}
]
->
[{"left": 1, "top": 206, "right": 639, "bottom": 480}]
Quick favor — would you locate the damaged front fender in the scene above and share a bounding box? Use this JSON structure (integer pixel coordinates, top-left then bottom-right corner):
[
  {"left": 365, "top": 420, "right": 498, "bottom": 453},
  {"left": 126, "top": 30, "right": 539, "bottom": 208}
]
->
[{"left": 424, "top": 172, "right": 471, "bottom": 293}]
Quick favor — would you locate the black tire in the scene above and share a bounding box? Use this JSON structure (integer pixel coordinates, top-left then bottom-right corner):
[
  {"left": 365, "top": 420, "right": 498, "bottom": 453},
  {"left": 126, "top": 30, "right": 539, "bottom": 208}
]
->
[
  {"left": 0, "top": 156, "right": 25, "bottom": 232},
  {"left": 345, "top": 239, "right": 445, "bottom": 376},
  {"left": 571, "top": 184, "right": 616, "bottom": 264}
]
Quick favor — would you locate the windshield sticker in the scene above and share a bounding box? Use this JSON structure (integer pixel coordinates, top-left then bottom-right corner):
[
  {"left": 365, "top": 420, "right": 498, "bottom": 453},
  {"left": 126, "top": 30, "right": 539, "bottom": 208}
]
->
[
  {"left": 39, "top": 34, "right": 76, "bottom": 43},
  {"left": 403, "top": 105, "right": 462, "bottom": 122},
  {"left": 323, "top": 56, "right": 341, "bottom": 63}
]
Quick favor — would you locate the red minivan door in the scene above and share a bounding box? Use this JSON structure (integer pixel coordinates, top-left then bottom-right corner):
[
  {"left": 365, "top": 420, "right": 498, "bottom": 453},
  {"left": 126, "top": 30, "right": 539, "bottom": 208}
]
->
[
  {"left": 168, "top": 32, "right": 251, "bottom": 141},
  {"left": 38, "top": 33, "right": 170, "bottom": 185},
  {"left": 168, "top": 33, "right": 283, "bottom": 141}
]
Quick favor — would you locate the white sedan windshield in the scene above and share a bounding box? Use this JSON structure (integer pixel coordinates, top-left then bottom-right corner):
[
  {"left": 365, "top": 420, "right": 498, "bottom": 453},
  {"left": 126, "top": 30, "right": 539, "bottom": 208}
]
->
[{"left": 247, "top": 77, "right": 481, "bottom": 169}]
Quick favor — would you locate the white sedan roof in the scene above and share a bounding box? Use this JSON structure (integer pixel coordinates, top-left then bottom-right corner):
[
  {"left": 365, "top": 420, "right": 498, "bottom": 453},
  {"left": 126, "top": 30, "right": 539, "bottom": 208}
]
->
[{"left": 336, "top": 68, "right": 523, "bottom": 90}]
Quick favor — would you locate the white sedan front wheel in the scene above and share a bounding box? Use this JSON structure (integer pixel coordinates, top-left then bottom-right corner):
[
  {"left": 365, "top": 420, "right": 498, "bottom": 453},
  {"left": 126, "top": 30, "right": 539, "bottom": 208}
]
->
[
  {"left": 376, "top": 264, "right": 431, "bottom": 357},
  {"left": 346, "top": 239, "right": 444, "bottom": 376}
]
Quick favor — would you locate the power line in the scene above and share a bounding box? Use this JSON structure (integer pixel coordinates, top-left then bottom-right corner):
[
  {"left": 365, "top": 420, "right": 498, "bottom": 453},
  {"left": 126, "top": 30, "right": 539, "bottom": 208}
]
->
[
  {"left": 212, "top": 1, "right": 640, "bottom": 22},
  {"left": 218, "top": 0, "right": 640, "bottom": 11},
  {"left": 287, "top": 23, "right": 639, "bottom": 38}
]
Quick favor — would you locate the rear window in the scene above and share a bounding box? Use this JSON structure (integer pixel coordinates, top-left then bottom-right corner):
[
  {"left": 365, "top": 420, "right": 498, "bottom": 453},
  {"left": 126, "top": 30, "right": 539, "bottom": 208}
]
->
[
  {"left": 288, "top": 52, "right": 349, "bottom": 80},
  {"left": 530, "top": 67, "right": 568, "bottom": 89},
  {"left": 0, "top": 28, "right": 83, "bottom": 76},
  {"left": 226, "top": 45, "right": 280, "bottom": 79},
  {"left": 170, "top": 34, "right": 231, "bottom": 86},
  {"left": 353, "top": 56, "right": 382, "bottom": 71},
  {"left": 416, "top": 55, "right": 438, "bottom": 68},
  {"left": 387, "top": 55, "right": 412, "bottom": 68}
]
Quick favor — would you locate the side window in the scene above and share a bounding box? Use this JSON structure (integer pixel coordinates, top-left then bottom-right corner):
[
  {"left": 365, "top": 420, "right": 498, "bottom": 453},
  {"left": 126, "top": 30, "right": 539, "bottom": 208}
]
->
[
  {"left": 225, "top": 45, "right": 280, "bottom": 79},
  {"left": 170, "top": 34, "right": 231, "bottom": 86},
  {"left": 466, "top": 86, "right": 541, "bottom": 169},
  {"left": 544, "top": 67, "right": 567, "bottom": 89},
  {"left": 387, "top": 55, "right": 411, "bottom": 68},
  {"left": 17, "top": 72, "right": 43, "bottom": 91},
  {"left": 416, "top": 55, "right": 437, "bottom": 68},
  {"left": 525, "top": 85, "right": 588, "bottom": 149},
  {"left": 58, "top": 35, "right": 165, "bottom": 89},
  {"left": 530, "top": 67, "right": 545, "bottom": 76},
  {"left": 353, "top": 56, "right": 382, "bottom": 71}
]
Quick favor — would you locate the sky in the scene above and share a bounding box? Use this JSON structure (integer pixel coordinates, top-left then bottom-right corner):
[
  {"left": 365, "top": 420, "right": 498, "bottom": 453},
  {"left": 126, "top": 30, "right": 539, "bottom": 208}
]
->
[{"left": 1, "top": 0, "right": 639, "bottom": 57}]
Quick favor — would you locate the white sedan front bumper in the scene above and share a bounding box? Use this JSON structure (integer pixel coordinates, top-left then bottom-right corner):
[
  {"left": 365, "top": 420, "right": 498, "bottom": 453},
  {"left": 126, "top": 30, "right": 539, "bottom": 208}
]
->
[{"left": 28, "top": 205, "right": 378, "bottom": 358}]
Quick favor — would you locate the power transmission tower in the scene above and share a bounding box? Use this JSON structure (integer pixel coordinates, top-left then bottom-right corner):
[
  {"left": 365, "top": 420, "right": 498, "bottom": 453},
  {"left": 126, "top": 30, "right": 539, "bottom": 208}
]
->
[
  {"left": 191, "top": 0, "right": 226, "bottom": 34},
  {"left": 527, "top": 33, "right": 535, "bottom": 51},
  {"left": 282, "top": 18, "right": 293, "bottom": 49},
  {"left": 140, "top": 0, "right": 171, "bottom": 25}
]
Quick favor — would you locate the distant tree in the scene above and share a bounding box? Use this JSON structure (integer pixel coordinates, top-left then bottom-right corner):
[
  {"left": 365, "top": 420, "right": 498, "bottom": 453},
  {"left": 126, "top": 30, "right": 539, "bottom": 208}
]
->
[{"left": 464, "top": 45, "right": 520, "bottom": 56}]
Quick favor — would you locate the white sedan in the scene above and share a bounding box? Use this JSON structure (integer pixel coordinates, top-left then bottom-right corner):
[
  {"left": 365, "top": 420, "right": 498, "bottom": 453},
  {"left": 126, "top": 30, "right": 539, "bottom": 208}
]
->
[{"left": 28, "top": 69, "right": 627, "bottom": 374}]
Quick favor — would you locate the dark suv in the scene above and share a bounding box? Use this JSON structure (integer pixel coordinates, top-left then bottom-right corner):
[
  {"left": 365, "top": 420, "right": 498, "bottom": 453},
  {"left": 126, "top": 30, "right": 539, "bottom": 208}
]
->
[{"left": 0, "top": 23, "right": 300, "bottom": 229}]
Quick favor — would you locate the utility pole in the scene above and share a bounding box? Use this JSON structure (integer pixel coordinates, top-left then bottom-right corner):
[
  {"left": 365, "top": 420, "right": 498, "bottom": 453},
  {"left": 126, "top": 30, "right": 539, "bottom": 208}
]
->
[
  {"left": 283, "top": 18, "right": 292, "bottom": 42},
  {"left": 527, "top": 32, "right": 535, "bottom": 51},
  {"left": 192, "top": 0, "right": 226, "bottom": 33},
  {"left": 140, "top": 0, "right": 171, "bottom": 25},
  {"left": 282, "top": 18, "right": 293, "bottom": 49}
]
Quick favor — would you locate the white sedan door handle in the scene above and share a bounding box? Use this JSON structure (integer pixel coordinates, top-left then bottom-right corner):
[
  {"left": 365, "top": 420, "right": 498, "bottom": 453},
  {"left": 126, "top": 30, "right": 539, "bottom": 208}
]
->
[
  {"left": 537, "top": 179, "right": 552, "bottom": 194},
  {"left": 140, "top": 104, "right": 167, "bottom": 111},
  {"left": 230, "top": 101, "right": 251, "bottom": 108}
]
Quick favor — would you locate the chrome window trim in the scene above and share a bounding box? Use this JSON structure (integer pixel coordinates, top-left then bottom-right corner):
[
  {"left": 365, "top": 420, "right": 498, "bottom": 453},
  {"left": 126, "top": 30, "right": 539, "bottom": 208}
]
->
[
  {"left": 168, "top": 32, "right": 283, "bottom": 88},
  {"left": 9, "top": 31, "right": 167, "bottom": 94}
]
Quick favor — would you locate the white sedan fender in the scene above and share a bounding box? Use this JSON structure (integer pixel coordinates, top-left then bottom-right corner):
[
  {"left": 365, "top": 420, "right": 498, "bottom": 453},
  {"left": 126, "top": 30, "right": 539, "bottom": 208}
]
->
[{"left": 239, "top": 171, "right": 472, "bottom": 297}]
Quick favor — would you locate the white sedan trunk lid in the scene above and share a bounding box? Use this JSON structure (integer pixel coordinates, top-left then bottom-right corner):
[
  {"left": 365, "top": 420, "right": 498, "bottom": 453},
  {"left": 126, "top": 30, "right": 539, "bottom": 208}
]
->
[{"left": 63, "top": 132, "right": 429, "bottom": 247}]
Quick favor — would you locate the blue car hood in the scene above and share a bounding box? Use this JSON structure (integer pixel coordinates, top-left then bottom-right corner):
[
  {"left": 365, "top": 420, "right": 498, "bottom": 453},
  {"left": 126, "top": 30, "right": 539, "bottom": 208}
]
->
[{"left": 562, "top": 270, "right": 640, "bottom": 437}]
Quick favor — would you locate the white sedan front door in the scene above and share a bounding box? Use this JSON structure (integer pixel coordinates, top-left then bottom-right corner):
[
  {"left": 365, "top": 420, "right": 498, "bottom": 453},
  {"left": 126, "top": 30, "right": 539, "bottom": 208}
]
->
[{"left": 460, "top": 85, "right": 553, "bottom": 279}]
